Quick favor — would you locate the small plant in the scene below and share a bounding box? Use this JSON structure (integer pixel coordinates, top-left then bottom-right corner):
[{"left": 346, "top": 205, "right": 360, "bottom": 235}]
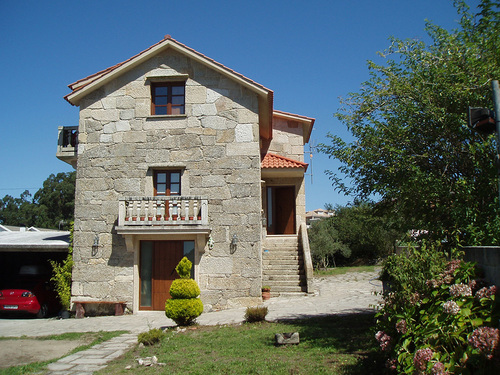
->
[
  {"left": 245, "top": 306, "right": 268, "bottom": 323},
  {"left": 165, "top": 257, "right": 203, "bottom": 326},
  {"left": 262, "top": 286, "right": 271, "bottom": 292},
  {"left": 50, "top": 222, "right": 74, "bottom": 311},
  {"left": 138, "top": 328, "right": 164, "bottom": 346}
]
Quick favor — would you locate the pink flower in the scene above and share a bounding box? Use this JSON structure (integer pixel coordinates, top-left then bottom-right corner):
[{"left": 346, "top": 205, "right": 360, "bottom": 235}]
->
[
  {"left": 431, "top": 361, "right": 448, "bottom": 375},
  {"left": 445, "top": 259, "right": 462, "bottom": 275},
  {"left": 385, "top": 358, "right": 397, "bottom": 371},
  {"left": 475, "top": 286, "right": 497, "bottom": 300},
  {"left": 375, "top": 330, "right": 392, "bottom": 351},
  {"left": 414, "top": 348, "right": 433, "bottom": 372},
  {"left": 442, "top": 300, "right": 460, "bottom": 315},
  {"left": 469, "top": 327, "right": 499, "bottom": 360},
  {"left": 396, "top": 319, "right": 408, "bottom": 334},
  {"left": 449, "top": 283, "right": 472, "bottom": 297}
]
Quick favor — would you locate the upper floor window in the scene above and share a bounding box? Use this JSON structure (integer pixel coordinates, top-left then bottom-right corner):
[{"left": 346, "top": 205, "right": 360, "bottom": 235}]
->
[
  {"left": 151, "top": 82, "right": 185, "bottom": 115},
  {"left": 154, "top": 170, "right": 181, "bottom": 196}
]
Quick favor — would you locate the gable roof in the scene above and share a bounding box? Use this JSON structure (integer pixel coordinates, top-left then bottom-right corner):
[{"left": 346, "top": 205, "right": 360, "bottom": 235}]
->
[
  {"left": 65, "top": 35, "right": 275, "bottom": 139},
  {"left": 261, "top": 153, "right": 308, "bottom": 171}
]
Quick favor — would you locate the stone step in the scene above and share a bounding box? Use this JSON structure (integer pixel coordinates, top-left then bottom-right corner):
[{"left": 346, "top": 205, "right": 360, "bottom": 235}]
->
[
  {"left": 263, "top": 268, "right": 305, "bottom": 275},
  {"left": 263, "top": 256, "right": 302, "bottom": 262},
  {"left": 263, "top": 275, "right": 306, "bottom": 282},
  {"left": 262, "top": 237, "right": 299, "bottom": 248},
  {"left": 263, "top": 252, "right": 302, "bottom": 257},
  {"left": 267, "top": 285, "right": 307, "bottom": 293},
  {"left": 263, "top": 262, "right": 302, "bottom": 269},
  {"left": 262, "top": 277, "right": 305, "bottom": 291}
]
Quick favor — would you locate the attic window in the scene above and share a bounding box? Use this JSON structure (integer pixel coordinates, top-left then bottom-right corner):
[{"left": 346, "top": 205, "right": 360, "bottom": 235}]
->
[{"left": 151, "top": 82, "right": 185, "bottom": 115}]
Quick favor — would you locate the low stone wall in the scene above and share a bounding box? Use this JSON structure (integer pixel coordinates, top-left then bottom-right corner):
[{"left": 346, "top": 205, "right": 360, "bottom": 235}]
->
[{"left": 463, "top": 246, "right": 500, "bottom": 286}]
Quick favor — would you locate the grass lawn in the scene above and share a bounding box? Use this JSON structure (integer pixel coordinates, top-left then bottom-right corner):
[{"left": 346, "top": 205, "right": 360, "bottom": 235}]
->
[
  {"left": 314, "top": 265, "right": 379, "bottom": 277},
  {"left": 100, "top": 313, "right": 384, "bottom": 375}
]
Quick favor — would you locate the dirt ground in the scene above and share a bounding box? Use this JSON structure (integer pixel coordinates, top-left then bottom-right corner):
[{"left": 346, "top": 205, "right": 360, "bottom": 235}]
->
[{"left": 0, "top": 338, "right": 90, "bottom": 368}]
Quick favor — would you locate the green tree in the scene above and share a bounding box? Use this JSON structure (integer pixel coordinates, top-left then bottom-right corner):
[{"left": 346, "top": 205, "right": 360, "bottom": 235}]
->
[
  {"left": 0, "top": 191, "right": 38, "bottom": 227},
  {"left": 308, "top": 217, "right": 350, "bottom": 268},
  {"left": 0, "top": 172, "right": 75, "bottom": 229},
  {"left": 320, "top": 0, "right": 500, "bottom": 245},
  {"left": 334, "top": 201, "right": 402, "bottom": 263},
  {"left": 33, "top": 172, "right": 76, "bottom": 229}
]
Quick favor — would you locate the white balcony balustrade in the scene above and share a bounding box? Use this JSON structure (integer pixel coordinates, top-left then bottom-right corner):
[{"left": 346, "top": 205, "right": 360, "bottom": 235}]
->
[{"left": 118, "top": 196, "right": 208, "bottom": 227}]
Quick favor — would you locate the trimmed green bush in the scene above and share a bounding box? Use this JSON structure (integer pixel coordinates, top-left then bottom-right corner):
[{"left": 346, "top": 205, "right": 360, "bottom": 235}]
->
[
  {"left": 176, "top": 257, "right": 192, "bottom": 279},
  {"left": 169, "top": 279, "right": 200, "bottom": 299},
  {"left": 165, "top": 298, "right": 204, "bottom": 326},
  {"left": 165, "top": 257, "right": 203, "bottom": 326},
  {"left": 137, "top": 328, "right": 164, "bottom": 346}
]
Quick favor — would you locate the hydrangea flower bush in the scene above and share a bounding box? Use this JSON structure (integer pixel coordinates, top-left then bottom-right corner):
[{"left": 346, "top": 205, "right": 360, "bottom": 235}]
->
[{"left": 375, "top": 243, "right": 500, "bottom": 374}]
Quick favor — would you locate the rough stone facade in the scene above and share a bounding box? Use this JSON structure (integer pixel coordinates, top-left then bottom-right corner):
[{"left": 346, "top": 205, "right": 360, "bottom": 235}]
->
[
  {"left": 60, "top": 37, "right": 314, "bottom": 312},
  {"left": 72, "top": 48, "right": 262, "bottom": 310}
]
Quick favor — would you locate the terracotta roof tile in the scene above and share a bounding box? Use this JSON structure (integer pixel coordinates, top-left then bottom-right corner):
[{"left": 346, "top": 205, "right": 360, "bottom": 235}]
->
[{"left": 261, "top": 153, "right": 308, "bottom": 171}]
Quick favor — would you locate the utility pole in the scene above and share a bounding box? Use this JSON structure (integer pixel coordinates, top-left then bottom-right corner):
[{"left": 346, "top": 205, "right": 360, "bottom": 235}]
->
[{"left": 492, "top": 80, "right": 500, "bottom": 207}]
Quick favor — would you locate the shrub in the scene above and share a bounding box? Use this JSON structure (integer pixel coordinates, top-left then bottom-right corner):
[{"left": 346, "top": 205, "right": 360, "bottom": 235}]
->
[
  {"left": 375, "top": 242, "right": 500, "bottom": 373},
  {"left": 176, "top": 257, "right": 192, "bottom": 279},
  {"left": 169, "top": 279, "right": 200, "bottom": 299},
  {"left": 50, "top": 222, "right": 74, "bottom": 310},
  {"left": 137, "top": 328, "right": 164, "bottom": 346},
  {"left": 165, "top": 298, "right": 204, "bottom": 326},
  {"left": 165, "top": 257, "right": 203, "bottom": 326},
  {"left": 244, "top": 306, "right": 268, "bottom": 323}
]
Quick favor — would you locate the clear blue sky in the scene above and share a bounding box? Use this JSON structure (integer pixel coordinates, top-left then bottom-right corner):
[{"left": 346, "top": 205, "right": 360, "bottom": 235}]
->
[{"left": 0, "top": 0, "right": 477, "bottom": 211}]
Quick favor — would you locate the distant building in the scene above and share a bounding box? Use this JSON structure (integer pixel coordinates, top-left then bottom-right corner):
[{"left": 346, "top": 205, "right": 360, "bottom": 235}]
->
[{"left": 305, "top": 208, "right": 335, "bottom": 227}]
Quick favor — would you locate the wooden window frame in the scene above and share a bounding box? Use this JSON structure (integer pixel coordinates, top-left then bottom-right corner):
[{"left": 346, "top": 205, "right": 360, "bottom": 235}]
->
[
  {"left": 153, "top": 170, "right": 181, "bottom": 196},
  {"left": 151, "top": 82, "right": 185, "bottom": 115}
]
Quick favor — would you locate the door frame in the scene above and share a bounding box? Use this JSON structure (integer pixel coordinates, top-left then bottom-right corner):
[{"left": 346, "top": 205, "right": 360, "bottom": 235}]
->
[
  {"left": 130, "top": 233, "right": 206, "bottom": 313},
  {"left": 266, "top": 185, "right": 296, "bottom": 235}
]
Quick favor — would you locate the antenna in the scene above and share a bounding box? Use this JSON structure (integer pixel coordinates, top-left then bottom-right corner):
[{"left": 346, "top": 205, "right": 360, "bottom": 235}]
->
[{"left": 305, "top": 140, "right": 317, "bottom": 184}]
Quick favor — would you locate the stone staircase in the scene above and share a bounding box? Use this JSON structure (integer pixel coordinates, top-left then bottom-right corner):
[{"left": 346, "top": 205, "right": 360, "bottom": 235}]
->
[{"left": 262, "top": 235, "right": 307, "bottom": 296}]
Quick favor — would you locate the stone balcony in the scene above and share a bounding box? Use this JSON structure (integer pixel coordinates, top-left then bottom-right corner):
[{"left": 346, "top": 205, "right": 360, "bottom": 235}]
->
[
  {"left": 116, "top": 196, "right": 209, "bottom": 235},
  {"left": 56, "top": 126, "right": 78, "bottom": 168}
]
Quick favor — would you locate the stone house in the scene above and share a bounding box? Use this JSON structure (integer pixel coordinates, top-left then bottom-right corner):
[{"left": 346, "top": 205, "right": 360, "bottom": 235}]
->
[{"left": 57, "top": 36, "right": 315, "bottom": 313}]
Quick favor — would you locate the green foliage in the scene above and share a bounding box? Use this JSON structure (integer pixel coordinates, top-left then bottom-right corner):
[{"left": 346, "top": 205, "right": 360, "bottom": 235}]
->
[
  {"left": 376, "top": 242, "right": 500, "bottom": 373},
  {"left": 0, "top": 172, "right": 75, "bottom": 229},
  {"left": 165, "top": 257, "right": 203, "bottom": 326},
  {"left": 244, "top": 306, "right": 269, "bottom": 323},
  {"left": 165, "top": 298, "right": 204, "bottom": 326},
  {"left": 319, "top": 0, "right": 500, "bottom": 245},
  {"left": 309, "top": 201, "right": 404, "bottom": 267},
  {"left": 308, "top": 216, "right": 350, "bottom": 268},
  {"left": 169, "top": 279, "right": 200, "bottom": 299},
  {"left": 50, "top": 222, "right": 74, "bottom": 310},
  {"left": 137, "top": 328, "right": 164, "bottom": 346},
  {"left": 175, "top": 257, "right": 192, "bottom": 279}
]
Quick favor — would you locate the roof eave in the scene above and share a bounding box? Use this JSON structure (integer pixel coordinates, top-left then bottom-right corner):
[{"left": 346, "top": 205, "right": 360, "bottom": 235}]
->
[{"left": 66, "top": 37, "right": 272, "bottom": 106}]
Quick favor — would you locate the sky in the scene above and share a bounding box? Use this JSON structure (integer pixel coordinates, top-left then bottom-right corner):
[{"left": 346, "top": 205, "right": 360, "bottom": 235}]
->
[{"left": 0, "top": 0, "right": 478, "bottom": 211}]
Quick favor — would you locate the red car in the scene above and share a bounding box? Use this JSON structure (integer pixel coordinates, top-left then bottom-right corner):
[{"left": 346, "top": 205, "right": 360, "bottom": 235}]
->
[{"left": 0, "top": 265, "right": 61, "bottom": 318}]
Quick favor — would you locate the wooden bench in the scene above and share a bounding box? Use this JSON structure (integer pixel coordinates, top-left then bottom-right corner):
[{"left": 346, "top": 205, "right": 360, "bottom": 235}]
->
[{"left": 73, "top": 301, "right": 126, "bottom": 319}]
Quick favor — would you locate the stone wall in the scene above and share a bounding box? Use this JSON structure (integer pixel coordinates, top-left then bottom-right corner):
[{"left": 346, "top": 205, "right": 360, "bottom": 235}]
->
[
  {"left": 72, "top": 48, "right": 263, "bottom": 310},
  {"left": 265, "top": 117, "right": 305, "bottom": 162},
  {"left": 463, "top": 246, "right": 500, "bottom": 287}
]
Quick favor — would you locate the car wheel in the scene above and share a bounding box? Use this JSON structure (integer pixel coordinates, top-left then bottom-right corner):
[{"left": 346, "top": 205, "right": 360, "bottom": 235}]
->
[{"left": 36, "top": 304, "right": 48, "bottom": 318}]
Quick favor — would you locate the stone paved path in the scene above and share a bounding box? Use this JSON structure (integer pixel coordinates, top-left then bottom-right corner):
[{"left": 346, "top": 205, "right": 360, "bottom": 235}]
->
[{"left": 0, "top": 270, "right": 382, "bottom": 374}]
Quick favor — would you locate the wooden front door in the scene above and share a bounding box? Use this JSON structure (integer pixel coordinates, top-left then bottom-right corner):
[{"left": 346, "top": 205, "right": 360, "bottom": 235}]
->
[
  {"left": 140, "top": 241, "right": 184, "bottom": 310},
  {"left": 267, "top": 186, "right": 296, "bottom": 235}
]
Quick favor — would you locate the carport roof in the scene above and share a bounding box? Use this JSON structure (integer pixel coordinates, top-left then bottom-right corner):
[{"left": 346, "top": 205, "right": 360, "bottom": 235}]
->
[{"left": 0, "top": 227, "right": 69, "bottom": 251}]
